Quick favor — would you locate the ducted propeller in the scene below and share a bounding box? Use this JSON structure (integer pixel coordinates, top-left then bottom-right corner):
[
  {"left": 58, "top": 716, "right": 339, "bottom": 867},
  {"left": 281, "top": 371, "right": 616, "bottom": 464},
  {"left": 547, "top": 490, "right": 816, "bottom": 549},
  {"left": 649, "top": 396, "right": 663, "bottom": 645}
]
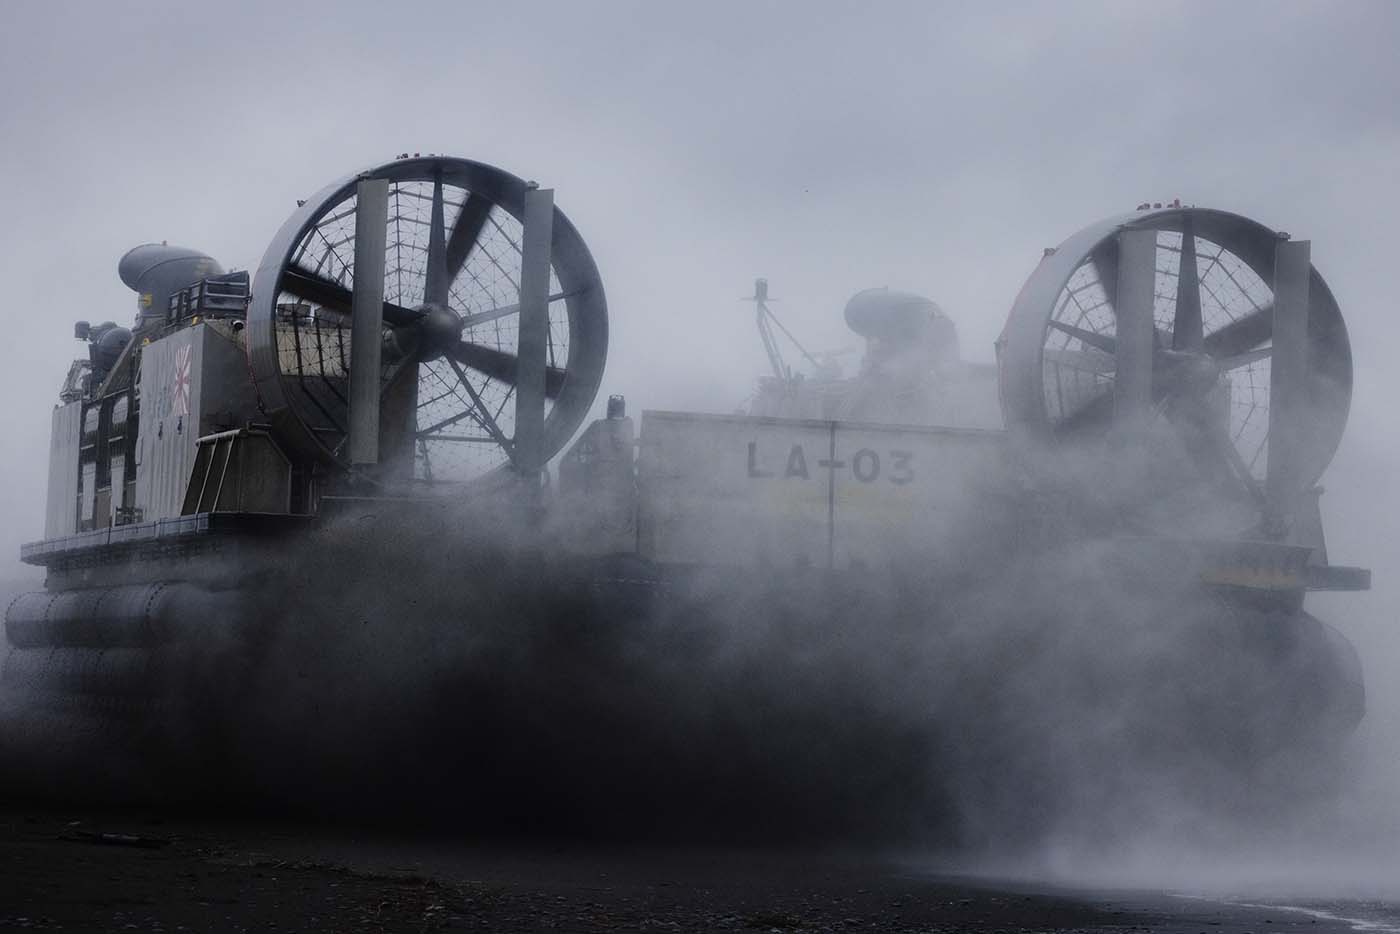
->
[
  {"left": 245, "top": 155, "right": 609, "bottom": 488},
  {"left": 1000, "top": 206, "right": 1352, "bottom": 540},
  {"left": 276, "top": 178, "right": 572, "bottom": 401}
]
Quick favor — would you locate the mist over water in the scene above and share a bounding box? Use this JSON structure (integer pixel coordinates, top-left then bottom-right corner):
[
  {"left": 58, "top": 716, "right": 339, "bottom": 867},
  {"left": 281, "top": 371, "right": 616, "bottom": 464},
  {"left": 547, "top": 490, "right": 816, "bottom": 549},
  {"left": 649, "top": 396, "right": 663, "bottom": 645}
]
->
[
  {"left": 0, "top": 412, "right": 1395, "bottom": 922},
  {"left": 0, "top": 480, "right": 1371, "bottom": 865},
  {"left": 961, "top": 442, "right": 1400, "bottom": 903}
]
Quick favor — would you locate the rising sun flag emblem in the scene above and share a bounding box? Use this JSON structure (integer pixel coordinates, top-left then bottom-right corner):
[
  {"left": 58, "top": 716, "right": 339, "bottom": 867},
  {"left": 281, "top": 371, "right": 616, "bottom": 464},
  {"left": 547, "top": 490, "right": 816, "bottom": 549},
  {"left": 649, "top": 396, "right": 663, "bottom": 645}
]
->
[{"left": 173, "top": 343, "right": 191, "bottom": 417}]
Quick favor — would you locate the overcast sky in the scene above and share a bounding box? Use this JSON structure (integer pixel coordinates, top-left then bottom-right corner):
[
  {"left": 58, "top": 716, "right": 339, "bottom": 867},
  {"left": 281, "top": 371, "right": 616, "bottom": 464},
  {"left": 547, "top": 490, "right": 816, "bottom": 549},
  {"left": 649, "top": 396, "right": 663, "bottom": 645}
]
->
[{"left": 1, "top": 0, "right": 1396, "bottom": 658}]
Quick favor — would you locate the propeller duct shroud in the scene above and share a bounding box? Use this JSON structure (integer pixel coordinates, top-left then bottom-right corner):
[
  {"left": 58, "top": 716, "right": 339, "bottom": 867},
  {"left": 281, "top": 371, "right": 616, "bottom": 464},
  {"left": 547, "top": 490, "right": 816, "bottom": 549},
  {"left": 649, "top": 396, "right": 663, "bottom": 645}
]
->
[
  {"left": 997, "top": 206, "right": 1352, "bottom": 529},
  {"left": 246, "top": 156, "right": 608, "bottom": 489}
]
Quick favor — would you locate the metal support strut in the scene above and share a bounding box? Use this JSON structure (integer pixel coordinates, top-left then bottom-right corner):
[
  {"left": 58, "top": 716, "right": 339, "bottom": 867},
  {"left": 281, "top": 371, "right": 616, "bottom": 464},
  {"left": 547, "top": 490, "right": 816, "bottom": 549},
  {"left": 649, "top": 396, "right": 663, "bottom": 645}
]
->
[
  {"left": 1265, "top": 238, "right": 1311, "bottom": 539},
  {"left": 348, "top": 177, "right": 390, "bottom": 466},
  {"left": 514, "top": 185, "right": 555, "bottom": 480},
  {"left": 1113, "top": 227, "right": 1157, "bottom": 433}
]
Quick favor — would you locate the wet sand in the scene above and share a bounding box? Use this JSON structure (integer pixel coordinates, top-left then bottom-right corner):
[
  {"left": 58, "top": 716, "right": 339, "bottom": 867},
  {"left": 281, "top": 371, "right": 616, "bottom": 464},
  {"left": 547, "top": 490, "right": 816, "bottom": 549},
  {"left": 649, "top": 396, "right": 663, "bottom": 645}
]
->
[{"left": 0, "top": 809, "right": 1366, "bottom": 933}]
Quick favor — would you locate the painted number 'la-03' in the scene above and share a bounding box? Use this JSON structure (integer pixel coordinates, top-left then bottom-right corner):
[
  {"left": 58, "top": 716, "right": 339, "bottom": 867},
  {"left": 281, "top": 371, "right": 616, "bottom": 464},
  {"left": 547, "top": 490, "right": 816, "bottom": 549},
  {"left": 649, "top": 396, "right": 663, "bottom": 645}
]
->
[{"left": 747, "top": 442, "right": 914, "bottom": 485}]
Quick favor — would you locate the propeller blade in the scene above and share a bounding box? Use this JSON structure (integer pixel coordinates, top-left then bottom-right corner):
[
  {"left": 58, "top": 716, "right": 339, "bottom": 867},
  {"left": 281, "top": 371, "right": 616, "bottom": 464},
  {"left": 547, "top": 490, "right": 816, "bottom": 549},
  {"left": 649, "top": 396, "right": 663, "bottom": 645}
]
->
[
  {"left": 347, "top": 177, "right": 390, "bottom": 465},
  {"left": 282, "top": 266, "right": 420, "bottom": 328},
  {"left": 1058, "top": 390, "right": 1115, "bottom": 435},
  {"left": 1114, "top": 228, "right": 1158, "bottom": 431},
  {"left": 1203, "top": 305, "right": 1272, "bottom": 358},
  {"left": 442, "top": 352, "right": 513, "bottom": 453},
  {"left": 424, "top": 172, "right": 449, "bottom": 307},
  {"left": 1172, "top": 215, "right": 1203, "bottom": 351},
  {"left": 445, "top": 192, "right": 493, "bottom": 282},
  {"left": 1209, "top": 418, "right": 1267, "bottom": 507},
  {"left": 1044, "top": 346, "right": 1116, "bottom": 375},
  {"left": 1219, "top": 346, "right": 1272, "bottom": 371},
  {"left": 1164, "top": 400, "right": 1265, "bottom": 508},
  {"left": 1048, "top": 319, "right": 1117, "bottom": 355},
  {"left": 1264, "top": 239, "right": 1312, "bottom": 536},
  {"left": 461, "top": 288, "right": 580, "bottom": 330},
  {"left": 447, "top": 340, "right": 567, "bottom": 398}
]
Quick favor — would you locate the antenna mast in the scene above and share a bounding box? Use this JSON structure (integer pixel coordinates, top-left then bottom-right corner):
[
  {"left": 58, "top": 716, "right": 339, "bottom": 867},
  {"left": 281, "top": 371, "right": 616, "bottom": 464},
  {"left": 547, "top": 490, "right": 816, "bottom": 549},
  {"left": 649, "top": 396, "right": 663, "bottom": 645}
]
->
[{"left": 749, "top": 278, "right": 821, "bottom": 381}]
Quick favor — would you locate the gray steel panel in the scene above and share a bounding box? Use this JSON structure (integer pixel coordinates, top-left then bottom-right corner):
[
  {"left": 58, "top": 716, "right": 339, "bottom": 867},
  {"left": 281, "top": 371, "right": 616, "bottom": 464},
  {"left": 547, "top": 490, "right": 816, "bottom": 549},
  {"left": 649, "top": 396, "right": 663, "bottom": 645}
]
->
[
  {"left": 181, "top": 430, "right": 291, "bottom": 515},
  {"left": 637, "top": 410, "right": 1004, "bottom": 569},
  {"left": 198, "top": 321, "right": 261, "bottom": 430},
  {"left": 44, "top": 402, "right": 82, "bottom": 538},
  {"left": 552, "top": 415, "right": 636, "bottom": 555},
  {"left": 136, "top": 323, "right": 259, "bottom": 522},
  {"left": 136, "top": 327, "right": 204, "bottom": 521},
  {"left": 639, "top": 413, "right": 827, "bottom": 567},
  {"left": 828, "top": 421, "right": 1006, "bottom": 571},
  {"left": 80, "top": 463, "right": 96, "bottom": 529}
]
